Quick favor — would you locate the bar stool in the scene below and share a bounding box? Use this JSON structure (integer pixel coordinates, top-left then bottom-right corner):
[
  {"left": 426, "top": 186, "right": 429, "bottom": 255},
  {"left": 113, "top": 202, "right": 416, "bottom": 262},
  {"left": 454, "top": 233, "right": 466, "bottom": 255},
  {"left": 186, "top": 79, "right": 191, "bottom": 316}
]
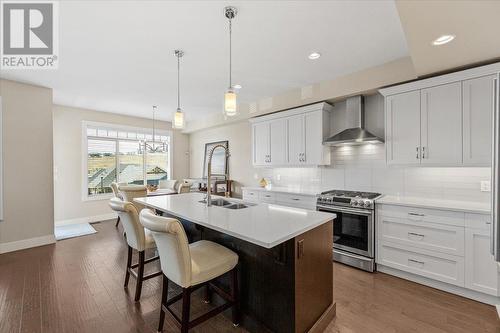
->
[
  {"left": 139, "top": 209, "right": 239, "bottom": 333},
  {"left": 109, "top": 198, "right": 162, "bottom": 301}
]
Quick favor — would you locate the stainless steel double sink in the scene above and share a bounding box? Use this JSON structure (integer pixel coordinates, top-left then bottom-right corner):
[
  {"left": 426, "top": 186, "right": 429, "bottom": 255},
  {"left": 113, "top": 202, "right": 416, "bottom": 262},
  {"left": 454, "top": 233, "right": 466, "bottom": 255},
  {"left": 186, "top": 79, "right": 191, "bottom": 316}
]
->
[{"left": 198, "top": 198, "right": 254, "bottom": 210}]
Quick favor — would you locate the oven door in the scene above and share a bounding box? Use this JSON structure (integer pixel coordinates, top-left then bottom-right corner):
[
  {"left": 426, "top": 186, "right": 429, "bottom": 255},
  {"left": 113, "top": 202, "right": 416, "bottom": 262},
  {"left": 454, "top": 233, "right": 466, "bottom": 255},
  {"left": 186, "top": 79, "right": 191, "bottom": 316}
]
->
[{"left": 317, "top": 205, "right": 374, "bottom": 258}]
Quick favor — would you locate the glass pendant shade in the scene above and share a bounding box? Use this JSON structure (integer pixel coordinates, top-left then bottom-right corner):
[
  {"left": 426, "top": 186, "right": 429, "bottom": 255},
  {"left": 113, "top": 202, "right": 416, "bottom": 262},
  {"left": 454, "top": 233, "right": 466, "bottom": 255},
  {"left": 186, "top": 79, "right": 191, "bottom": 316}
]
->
[
  {"left": 173, "top": 108, "right": 185, "bottom": 129},
  {"left": 224, "top": 89, "right": 237, "bottom": 116}
]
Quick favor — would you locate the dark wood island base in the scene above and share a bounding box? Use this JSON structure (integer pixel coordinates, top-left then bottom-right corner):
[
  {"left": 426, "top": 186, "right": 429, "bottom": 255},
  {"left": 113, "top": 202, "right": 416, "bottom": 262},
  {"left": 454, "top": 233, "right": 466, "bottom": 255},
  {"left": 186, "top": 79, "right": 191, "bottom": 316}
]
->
[{"left": 177, "top": 217, "right": 335, "bottom": 333}]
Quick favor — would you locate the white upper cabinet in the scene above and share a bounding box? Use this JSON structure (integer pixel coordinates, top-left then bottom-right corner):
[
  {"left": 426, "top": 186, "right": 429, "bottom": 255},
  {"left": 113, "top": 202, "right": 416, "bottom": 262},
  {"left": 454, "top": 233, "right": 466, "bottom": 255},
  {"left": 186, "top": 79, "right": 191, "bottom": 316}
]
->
[
  {"left": 250, "top": 103, "right": 332, "bottom": 167},
  {"left": 252, "top": 122, "right": 270, "bottom": 166},
  {"left": 269, "top": 119, "right": 287, "bottom": 165},
  {"left": 386, "top": 91, "right": 421, "bottom": 165},
  {"left": 380, "top": 62, "right": 500, "bottom": 167},
  {"left": 463, "top": 75, "right": 496, "bottom": 166},
  {"left": 420, "top": 82, "right": 463, "bottom": 165},
  {"left": 287, "top": 115, "right": 304, "bottom": 165},
  {"left": 303, "top": 111, "right": 325, "bottom": 165}
]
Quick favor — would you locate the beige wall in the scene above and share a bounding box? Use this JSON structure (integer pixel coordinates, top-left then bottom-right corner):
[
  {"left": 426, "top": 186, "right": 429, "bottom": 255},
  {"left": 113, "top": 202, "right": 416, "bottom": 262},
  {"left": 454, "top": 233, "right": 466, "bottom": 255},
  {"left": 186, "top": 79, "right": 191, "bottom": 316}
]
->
[
  {"left": 185, "top": 57, "right": 417, "bottom": 133},
  {"left": 0, "top": 79, "right": 54, "bottom": 244},
  {"left": 189, "top": 121, "right": 259, "bottom": 197},
  {"left": 53, "top": 105, "right": 189, "bottom": 223}
]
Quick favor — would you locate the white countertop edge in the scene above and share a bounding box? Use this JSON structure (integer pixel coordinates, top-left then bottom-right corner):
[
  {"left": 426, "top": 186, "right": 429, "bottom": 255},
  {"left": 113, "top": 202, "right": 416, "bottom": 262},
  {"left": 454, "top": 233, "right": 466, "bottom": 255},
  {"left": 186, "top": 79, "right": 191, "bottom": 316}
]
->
[
  {"left": 135, "top": 198, "right": 334, "bottom": 249},
  {"left": 376, "top": 195, "right": 491, "bottom": 214},
  {"left": 241, "top": 186, "right": 322, "bottom": 197}
]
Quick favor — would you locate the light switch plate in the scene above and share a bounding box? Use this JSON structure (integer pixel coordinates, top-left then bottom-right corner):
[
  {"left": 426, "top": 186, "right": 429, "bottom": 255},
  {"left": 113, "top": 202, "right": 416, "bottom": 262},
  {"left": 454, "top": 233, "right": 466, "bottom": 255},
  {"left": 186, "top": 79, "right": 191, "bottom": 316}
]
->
[{"left": 481, "top": 180, "right": 491, "bottom": 192}]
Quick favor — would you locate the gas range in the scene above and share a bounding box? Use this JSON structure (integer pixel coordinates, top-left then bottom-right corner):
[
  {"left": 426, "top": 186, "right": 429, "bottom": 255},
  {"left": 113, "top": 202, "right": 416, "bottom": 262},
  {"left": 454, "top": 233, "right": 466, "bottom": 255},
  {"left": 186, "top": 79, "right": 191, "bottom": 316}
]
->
[
  {"left": 316, "top": 189, "right": 382, "bottom": 272},
  {"left": 317, "top": 190, "right": 382, "bottom": 210}
]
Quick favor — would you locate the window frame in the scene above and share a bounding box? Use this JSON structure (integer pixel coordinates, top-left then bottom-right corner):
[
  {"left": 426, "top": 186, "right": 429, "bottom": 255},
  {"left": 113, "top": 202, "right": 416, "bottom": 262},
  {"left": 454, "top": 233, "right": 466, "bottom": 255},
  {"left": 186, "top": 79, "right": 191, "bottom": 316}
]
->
[{"left": 82, "top": 121, "right": 172, "bottom": 201}]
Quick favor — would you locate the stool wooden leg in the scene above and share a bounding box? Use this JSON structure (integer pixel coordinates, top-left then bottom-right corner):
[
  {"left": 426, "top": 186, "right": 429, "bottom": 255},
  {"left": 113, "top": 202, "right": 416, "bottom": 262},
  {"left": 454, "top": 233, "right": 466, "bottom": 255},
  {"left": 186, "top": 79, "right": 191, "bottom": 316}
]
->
[
  {"left": 134, "top": 251, "right": 145, "bottom": 302},
  {"left": 203, "top": 283, "right": 211, "bottom": 304},
  {"left": 230, "top": 267, "right": 240, "bottom": 326},
  {"left": 115, "top": 216, "right": 120, "bottom": 227},
  {"left": 181, "top": 287, "right": 191, "bottom": 333},
  {"left": 124, "top": 246, "right": 132, "bottom": 288},
  {"left": 158, "top": 274, "right": 168, "bottom": 332}
]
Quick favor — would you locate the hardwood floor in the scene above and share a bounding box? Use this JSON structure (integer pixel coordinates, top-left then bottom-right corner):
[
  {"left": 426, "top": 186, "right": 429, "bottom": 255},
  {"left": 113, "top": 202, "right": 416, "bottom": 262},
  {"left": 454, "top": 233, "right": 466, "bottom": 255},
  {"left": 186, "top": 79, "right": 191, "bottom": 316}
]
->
[{"left": 0, "top": 220, "right": 498, "bottom": 333}]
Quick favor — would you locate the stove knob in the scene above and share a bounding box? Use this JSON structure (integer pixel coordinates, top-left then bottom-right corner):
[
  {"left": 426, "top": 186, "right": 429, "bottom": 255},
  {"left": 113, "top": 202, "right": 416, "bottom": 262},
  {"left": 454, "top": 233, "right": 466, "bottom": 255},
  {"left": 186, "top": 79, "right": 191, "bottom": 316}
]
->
[
  {"left": 351, "top": 199, "right": 358, "bottom": 206},
  {"left": 364, "top": 200, "right": 372, "bottom": 208}
]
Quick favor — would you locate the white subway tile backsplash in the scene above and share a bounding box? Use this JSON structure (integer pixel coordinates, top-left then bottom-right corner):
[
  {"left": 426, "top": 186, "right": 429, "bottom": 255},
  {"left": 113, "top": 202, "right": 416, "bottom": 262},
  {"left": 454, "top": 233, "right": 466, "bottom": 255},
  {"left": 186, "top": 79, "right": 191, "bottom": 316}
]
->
[{"left": 260, "top": 144, "right": 490, "bottom": 203}]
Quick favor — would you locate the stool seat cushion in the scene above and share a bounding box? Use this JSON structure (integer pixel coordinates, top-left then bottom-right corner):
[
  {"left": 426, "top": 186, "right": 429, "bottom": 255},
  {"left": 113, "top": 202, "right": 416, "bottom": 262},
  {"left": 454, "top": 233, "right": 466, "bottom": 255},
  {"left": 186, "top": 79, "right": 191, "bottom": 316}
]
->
[{"left": 190, "top": 240, "right": 238, "bottom": 286}]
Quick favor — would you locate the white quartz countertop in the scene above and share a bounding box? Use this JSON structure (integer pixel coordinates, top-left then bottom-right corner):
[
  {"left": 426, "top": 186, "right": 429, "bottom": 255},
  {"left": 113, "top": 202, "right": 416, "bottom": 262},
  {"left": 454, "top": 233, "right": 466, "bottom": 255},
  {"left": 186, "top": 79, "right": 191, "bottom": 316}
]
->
[
  {"left": 135, "top": 192, "right": 335, "bottom": 249},
  {"left": 376, "top": 195, "right": 491, "bottom": 214},
  {"left": 241, "top": 186, "right": 324, "bottom": 197}
]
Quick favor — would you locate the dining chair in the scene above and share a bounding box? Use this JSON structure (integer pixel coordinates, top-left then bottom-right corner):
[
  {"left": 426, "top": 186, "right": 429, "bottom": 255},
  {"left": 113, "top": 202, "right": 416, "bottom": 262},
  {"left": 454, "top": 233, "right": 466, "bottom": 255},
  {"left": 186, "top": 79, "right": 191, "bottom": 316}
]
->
[
  {"left": 118, "top": 184, "right": 147, "bottom": 212},
  {"left": 178, "top": 183, "right": 191, "bottom": 194},
  {"left": 111, "top": 182, "right": 124, "bottom": 227},
  {"left": 139, "top": 209, "right": 240, "bottom": 333},
  {"left": 159, "top": 179, "right": 179, "bottom": 192},
  {"left": 109, "top": 198, "right": 161, "bottom": 301}
]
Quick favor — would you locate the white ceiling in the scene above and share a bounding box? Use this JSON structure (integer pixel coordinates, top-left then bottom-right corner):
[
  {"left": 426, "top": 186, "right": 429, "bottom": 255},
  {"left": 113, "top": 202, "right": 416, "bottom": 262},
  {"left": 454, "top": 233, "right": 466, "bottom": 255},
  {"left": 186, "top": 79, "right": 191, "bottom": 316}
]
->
[{"left": 0, "top": 0, "right": 409, "bottom": 122}]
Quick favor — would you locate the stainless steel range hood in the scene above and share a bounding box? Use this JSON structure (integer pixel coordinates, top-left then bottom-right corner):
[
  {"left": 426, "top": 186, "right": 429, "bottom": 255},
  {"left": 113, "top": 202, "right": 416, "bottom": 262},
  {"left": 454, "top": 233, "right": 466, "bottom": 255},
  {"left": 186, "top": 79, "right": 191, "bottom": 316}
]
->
[{"left": 323, "top": 95, "right": 384, "bottom": 146}]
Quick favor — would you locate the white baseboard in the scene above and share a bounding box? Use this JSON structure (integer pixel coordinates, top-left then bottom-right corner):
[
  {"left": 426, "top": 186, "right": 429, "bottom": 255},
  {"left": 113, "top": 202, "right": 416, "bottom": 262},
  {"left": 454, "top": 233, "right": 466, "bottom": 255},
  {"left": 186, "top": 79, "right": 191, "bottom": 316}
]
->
[
  {"left": 55, "top": 212, "right": 117, "bottom": 226},
  {"left": 377, "top": 264, "right": 500, "bottom": 306},
  {"left": 0, "top": 234, "right": 56, "bottom": 254}
]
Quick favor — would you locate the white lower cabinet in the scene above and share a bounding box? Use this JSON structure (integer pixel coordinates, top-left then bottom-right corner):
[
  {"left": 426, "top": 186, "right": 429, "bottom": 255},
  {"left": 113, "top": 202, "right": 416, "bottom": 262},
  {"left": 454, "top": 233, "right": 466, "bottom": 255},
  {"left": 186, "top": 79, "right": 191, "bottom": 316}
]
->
[
  {"left": 242, "top": 189, "right": 316, "bottom": 210},
  {"left": 378, "top": 242, "right": 465, "bottom": 286},
  {"left": 241, "top": 189, "right": 259, "bottom": 203},
  {"left": 377, "top": 204, "right": 499, "bottom": 301},
  {"left": 464, "top": 213, "right": 498, "bottom": 296},
  {"left": 378, "top": 215, "right": 464, "bottom": 256},
  {"left": 258, "top": 191, "right": 276, "bottom": 204}
]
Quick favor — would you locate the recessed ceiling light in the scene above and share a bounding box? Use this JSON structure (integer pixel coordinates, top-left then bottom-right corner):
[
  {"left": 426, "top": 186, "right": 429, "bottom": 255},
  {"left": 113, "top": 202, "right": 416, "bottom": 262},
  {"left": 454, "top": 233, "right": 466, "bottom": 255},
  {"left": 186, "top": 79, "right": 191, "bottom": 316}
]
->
[
  {"left": 432, "top": 35, "right": 455, "bottom": 46},
  {"left": 308, "top": 52, "right": 321, "bottom": 60},
  {"left": 233, "top": 84, "right": 242, "bottom": 89}
]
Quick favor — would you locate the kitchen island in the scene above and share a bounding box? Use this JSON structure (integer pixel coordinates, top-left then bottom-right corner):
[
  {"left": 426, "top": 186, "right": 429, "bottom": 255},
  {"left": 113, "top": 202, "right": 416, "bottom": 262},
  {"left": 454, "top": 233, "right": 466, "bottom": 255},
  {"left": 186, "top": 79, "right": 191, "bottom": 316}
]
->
[{"left": 135, "top": 192, "right": 336, "bottom": 333}]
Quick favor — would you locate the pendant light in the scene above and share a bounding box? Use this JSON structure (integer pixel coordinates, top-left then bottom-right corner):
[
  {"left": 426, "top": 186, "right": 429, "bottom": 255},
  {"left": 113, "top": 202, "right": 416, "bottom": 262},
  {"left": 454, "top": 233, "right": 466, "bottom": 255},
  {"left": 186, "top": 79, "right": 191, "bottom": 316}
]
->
[
  {"left": 172, "top": 50, "right": 185, "bottom": 129},
  {"left": 223, "top": 6, "right": 238, "bottom": 117}
]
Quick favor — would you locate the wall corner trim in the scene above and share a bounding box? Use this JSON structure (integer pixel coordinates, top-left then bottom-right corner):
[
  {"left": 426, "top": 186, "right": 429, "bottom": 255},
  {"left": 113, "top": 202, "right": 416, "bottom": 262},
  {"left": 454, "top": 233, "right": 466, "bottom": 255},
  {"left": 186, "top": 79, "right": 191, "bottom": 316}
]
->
[{"left": 0, "top": 234, "right": 56, "bottom": 254}]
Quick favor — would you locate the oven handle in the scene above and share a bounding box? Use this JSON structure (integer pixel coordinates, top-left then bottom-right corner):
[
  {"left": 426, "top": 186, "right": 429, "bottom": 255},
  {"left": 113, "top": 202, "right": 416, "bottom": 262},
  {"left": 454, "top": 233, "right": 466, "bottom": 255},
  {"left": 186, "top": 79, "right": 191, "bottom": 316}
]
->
[{"left": 316, "top": 205, "right": 373, "bottom": 216}]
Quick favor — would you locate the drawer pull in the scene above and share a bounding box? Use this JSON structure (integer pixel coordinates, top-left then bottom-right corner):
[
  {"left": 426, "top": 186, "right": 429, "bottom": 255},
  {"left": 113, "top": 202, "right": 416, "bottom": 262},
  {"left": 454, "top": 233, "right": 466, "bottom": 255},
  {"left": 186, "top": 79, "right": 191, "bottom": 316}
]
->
[
  {"left": 291, "top": 198, "right": 300, "bottom": 201},
  {"left": 408, "top": 259, "right": 425, "bottom": 265},
  {"left": 408, "top": 212, "right": 425, "bottom": 217},
  {"left": 264, "top": 195, "right": 271, "bottom": 198},
  {"left": 408, "top": 232, "right": 425, "bottom": 238},
  {"left": 486, "top": 221, "right": 492, "bottom": 225}
]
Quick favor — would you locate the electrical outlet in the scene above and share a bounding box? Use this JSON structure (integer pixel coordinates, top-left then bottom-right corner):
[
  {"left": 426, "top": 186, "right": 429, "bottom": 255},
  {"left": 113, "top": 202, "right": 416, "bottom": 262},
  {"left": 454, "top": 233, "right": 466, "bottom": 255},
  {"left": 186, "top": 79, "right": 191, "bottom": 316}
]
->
[{"left": 481, "top": 181, "right": 491, "bottom": 192}]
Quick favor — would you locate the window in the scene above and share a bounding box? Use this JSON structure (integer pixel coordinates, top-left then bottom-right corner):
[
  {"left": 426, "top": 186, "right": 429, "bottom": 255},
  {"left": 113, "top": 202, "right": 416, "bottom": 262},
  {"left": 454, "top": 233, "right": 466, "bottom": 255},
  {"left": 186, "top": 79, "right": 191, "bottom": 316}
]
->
[
  {"left": 84, "top": 122, "right": 171, "bottom": 199},
  {"left": 87, "top": 139, "right": 117, "bottom": 196}
]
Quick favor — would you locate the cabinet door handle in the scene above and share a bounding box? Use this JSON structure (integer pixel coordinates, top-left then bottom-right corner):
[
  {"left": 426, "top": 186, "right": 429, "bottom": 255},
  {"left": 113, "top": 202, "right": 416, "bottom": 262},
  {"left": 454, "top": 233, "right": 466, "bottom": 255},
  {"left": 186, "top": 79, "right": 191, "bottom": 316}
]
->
[
  {"left": 408, "top": 232, "right": 425, "bottom": 238},
  {"left": 422, "top": 147, "right": 426, "bottom": 159},
  {"left": 408, "top": 212, "right": 425, "bottom": 217},
  {"left": 416, "top": 147, "right": 420, "bottom": 159},
  {"left": 408, "top": 259, "right": 425, "bottom": 265},
  {"left": 297, "top": 239, "right": 304, "bottom": 259}
]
